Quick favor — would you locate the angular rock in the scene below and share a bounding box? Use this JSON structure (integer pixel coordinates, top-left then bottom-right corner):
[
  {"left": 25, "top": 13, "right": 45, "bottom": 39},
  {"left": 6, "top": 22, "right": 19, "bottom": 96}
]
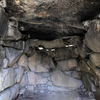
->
[
  {"left": 82, "top": 74, "right": 96, "bottom": 92},
  {"left": 18, "top": 54, "right": 29, "bottom": 71},
  {"left": 0, "top": 7, "right": 8, "bottom": 38},
  {"left": 0, "top": 68, "right": 16, "bottom": 92},
  {"left": 0, "top": 46, "right": 5, "bottom": 66},
  {"left": 6, "top": 47, "right": 23, "bottom": 67},
  {"left": 28, "top": 50, "right": 55, "bottom": 72},
  {"left": 2, "top": 58, "right": 8, "bottom": 69},
  {"left": 54, "top": 48, "right": 71, "bottom": 61},
  {"left": 80, "top": 60, "right": 95, "bottom": 76},
  {"left": 51, "top": 69, "right": 82, "bottom": 89},
  {"left": 57, "top": 59, "right": 77, "bottom": 71},
  {"left": 4, "top": 26, "right": 22, "bottom": 40},
  {"left": 46, "top": 81, "right": 53, "bottom": 86},
  {"left": 71, "top": 47, "right": 79, "bottom": 58},
  {"left": 0, "top": 40, "right": 25, "bottom": 50},
  {"left": 20, "top": 73, "right": 28, "bottom": 88},
  {"left": 15, "top": 66, "right": 24, "bottom": 83},
  {"left": 28, "top": 72, "right": 48, "bottom": 85},
  {"left": 0, "top": 84, "right": 19, "bottom": 100},
  {"left": 90, "top": 53, "right": 100, "bottom": 67},
  {"left": 85, "top": 20, "right": 100, "bottom": 52}
]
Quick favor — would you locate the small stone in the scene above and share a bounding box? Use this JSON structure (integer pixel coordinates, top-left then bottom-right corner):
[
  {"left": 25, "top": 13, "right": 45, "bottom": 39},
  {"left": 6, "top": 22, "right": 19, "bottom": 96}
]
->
[
  {"left": 2, "top": 58, "right": 8, "bottom": 68},
  {"left": 65, "top": 71, "right": 72, "bottom": 76},
  {"left": 26, "top": 85, "right": 34, "bottom": 91},
  {"left": 71, "top": 71, "right": 81, "bottom": 79},
  {"left": 47, "top": 81, "right": 53, "bottom": 86},
  {"left": 19, "top": 87, "right": 26, "bottom": 95},
  {"left": 42, "top": 73, "right": 50, "bottom": 77}
]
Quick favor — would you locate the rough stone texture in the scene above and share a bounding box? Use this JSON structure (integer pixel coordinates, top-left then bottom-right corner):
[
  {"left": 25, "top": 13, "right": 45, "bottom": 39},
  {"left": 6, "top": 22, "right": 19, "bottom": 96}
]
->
[
  {"left": 0, "top": 40, "right": 25, "bottom": 50},
  {"left": 18, "top": 54, "right": 29, "bottom": 71},
  {"left": 95, "top": 88, "right": 100, "bottom": 100},
  {"left": 54, "top": 48, "right": 71, "bottom": 61},
  {"left": 28, "top": 50, "right": 55, "bottom": 72},
  {"left": 42, "top": 73, "right": 50, "bottom": 77},
  {"left": 0, "top": 0, "right": 6, "bottom": 8},
  {"left": 5, "top": 26, "right": 22, "bottom": 40},
  {"left": 46, "top": 81, "right": 53, "bottom": 86},
  {"left": 0, "top": 46, "right": 5, "bottom": 66},
  {"left": 0, "top": 7, "right": 8, "bottom": 39},
  {"left": 80, "top": 60, "right": 95, "bottom": 76},
  {"left": 90, "top": 53, "right": 100, "bottom": 67},
  {"left": 0, "top": 84, "right": 19, "bottom": 100},
  {"left": 82, "top": 74, "right": 96, "bottom": 92},
  {"left": 15, "top": 66, "right": 24, "bottom": 83},
  {"left": 28, "top": 72, "right": 48, "bottom": 85},
  {"left": 2, "top": 58, "right": 8, "bottom": 69},
  {"left": 57, "top": 59, "right": 78, "bottom": 71},
  {"left": 0, "top": 68, "right": 16, "bottom": 92},
  {"left": 6, "top": 47, "right": 23, "bottom": 67},
  {"left": 51, "top": 69, "right": 82, "bottom": 89},
  {"left": 20, "top": 73, "right": 28, "bottom": 88},
  {"left": 85, "top": 20, "right": 100, "bottom": 52}
]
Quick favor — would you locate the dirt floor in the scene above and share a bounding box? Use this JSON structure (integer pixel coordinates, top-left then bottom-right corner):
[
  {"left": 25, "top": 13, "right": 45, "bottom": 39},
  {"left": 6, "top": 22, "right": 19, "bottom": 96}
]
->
[{"left": 16, "top": 90, "right": 95, "bottom": 100}]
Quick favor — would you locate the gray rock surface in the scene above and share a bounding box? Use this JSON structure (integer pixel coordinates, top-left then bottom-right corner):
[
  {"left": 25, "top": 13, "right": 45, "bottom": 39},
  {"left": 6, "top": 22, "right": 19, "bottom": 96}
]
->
[
  {"left": 28, "top": 72, "right": 48, "bottom": 85},
  {"left": 6, "top": 47, "right": 23, "bottom": 67},
  {"left": 51, "top": 69, "right": 82, "bottom": 89},
  {"left": 0, "top": 68, "right": 16, "bottom": 92}
]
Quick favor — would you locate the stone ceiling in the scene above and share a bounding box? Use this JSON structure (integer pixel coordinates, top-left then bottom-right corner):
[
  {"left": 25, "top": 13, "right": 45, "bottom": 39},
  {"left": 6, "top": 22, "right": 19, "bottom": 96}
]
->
[{"left": 3, "top": 0, "right": 100, "bottom": 40}]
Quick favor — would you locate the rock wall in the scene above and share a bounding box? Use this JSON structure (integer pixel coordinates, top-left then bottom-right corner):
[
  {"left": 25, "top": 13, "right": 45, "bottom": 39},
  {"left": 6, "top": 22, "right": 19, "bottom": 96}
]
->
[{"left": 75, "top": 20, "right": 100, "bottom": 100}]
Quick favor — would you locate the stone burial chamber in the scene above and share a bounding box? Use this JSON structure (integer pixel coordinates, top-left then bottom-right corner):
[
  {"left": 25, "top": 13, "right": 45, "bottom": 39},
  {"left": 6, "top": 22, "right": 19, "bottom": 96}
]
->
[{"left": 0, "top": 0, "right": 100, "bottom": 100}]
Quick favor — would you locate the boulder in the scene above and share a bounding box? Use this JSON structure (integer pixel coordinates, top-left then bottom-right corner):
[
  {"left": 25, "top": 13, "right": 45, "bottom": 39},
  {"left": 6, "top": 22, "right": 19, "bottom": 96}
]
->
[
  {"left": 51, "top": 69, "right": 82, "bottom": 89},
  {"left": 18, "top": 54, "right": 29, "bottom": 71},
  {"left": 20, "top": 73, "right": 28, "bottom": 88},
  {"left": 0, "top": 46, "right": 5, "bottom": 66},
  {"left": 82, "top": 74, "right": 96, "bottom": 92},
  {"left": 6, "top": 47, "right": 23, "bottom": 67},
  {"left": 15, "top": 66, "right": 24, "bottom": 83},
  {"left": 85, "top": 20, "right": 100, "bottom": 52},
  {"left": 57, "top": 59, "right": 77, "bottom": 71},
  {"left": 90, "top": 53, "right": 100, "bottom": 67},
  {"left": 28, "top": 50, "right": 55, "bottom": 72},
  {"left": 0, "top": 84, "right": 19, "bottom": 100},
  {"left": 0, "top": 40, "right": 25, "bottom": 50},
  {"left": 0, "top": 68, "right": 16, "bottom": 92},
  {"left": 28, "top": 72, "right": 48, "bottom": 85},
  {"left": 54, "top": 48, "right": 71, "bottom": 61}
]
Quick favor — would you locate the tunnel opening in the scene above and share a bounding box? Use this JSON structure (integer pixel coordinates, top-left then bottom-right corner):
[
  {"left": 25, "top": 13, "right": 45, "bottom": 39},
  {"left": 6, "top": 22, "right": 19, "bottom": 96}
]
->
[{"left": 0, "top": 0, "right": 100, "bottom": 100}]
